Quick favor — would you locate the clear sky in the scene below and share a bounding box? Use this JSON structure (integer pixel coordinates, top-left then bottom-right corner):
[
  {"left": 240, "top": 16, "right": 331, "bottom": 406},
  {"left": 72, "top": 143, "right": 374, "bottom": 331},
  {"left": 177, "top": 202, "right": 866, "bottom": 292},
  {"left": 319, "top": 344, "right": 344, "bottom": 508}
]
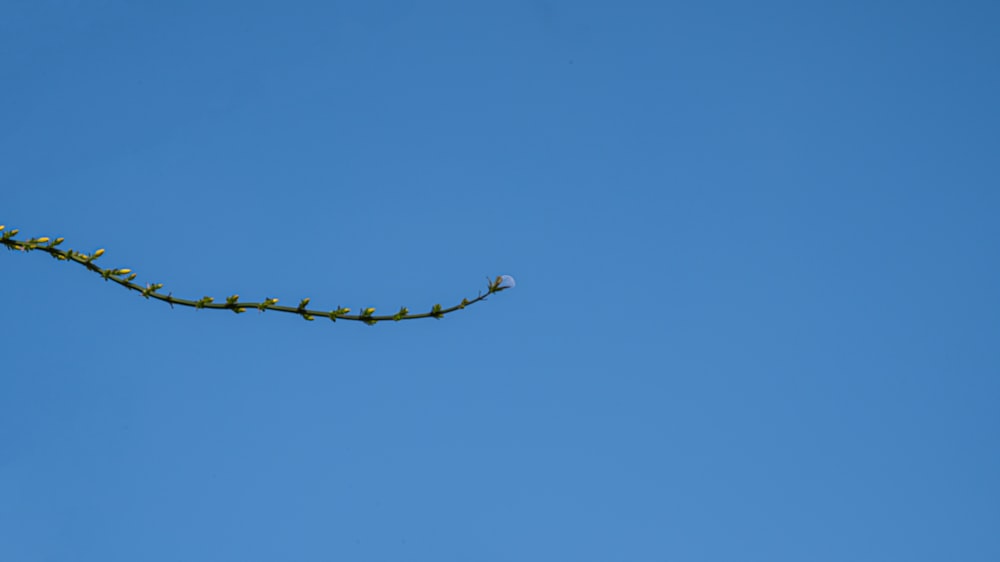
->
[{"left": 2, "top": 1, "right": 998, "bottom": 560}]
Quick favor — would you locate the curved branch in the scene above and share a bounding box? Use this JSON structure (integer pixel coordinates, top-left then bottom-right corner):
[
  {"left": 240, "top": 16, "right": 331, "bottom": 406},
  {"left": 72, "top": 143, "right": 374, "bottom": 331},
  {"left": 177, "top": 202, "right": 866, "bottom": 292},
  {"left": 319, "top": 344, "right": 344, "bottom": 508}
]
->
[{"left": 1, "top": 225, "right": 513, "bottom": 325}]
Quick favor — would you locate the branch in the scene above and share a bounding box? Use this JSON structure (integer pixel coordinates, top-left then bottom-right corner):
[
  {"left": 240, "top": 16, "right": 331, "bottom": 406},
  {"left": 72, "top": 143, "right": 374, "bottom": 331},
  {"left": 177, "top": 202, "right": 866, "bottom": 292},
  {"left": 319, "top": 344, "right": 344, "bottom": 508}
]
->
[{"left": 1, "top": 225, "right": 515, "bottom": 325}]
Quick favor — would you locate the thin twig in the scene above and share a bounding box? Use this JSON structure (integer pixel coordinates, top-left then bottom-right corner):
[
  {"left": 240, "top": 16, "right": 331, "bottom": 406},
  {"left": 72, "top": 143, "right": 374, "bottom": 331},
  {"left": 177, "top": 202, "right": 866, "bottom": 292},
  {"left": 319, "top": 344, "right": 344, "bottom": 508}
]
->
[{"left": 1, "top": 225, "right": 513, "bottom": 325}]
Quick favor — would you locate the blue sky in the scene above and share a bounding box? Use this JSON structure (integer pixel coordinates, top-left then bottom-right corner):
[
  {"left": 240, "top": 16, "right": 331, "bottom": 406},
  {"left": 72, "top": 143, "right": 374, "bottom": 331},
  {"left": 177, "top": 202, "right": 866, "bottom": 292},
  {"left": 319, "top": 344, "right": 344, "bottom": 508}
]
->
[{"left": 2, "top": 1, "right": 998, "bottom": 560}]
